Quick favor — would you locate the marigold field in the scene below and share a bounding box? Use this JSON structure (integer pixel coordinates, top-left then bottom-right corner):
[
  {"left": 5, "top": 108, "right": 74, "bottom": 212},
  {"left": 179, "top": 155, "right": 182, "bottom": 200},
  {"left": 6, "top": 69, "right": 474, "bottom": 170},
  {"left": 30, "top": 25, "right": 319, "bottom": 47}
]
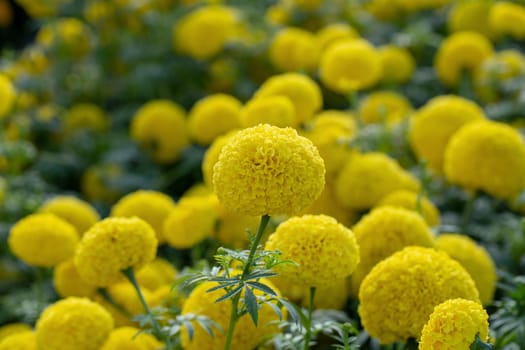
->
[{"left": 1, "top": 0, "right": 525, "bottom": 349}]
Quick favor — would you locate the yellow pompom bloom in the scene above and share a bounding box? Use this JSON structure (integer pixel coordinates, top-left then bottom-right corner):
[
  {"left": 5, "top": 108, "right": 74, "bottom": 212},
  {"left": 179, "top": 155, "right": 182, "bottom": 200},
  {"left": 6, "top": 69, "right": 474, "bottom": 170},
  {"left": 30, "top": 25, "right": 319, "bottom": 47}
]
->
[
  {"left": 0, "top": 331, "right": 36, "bottom": 350},
  {"left": 448, "top": 0, "right": 494, "bottom": 38},
  {"left": 8, "top": 213, "right": 79, "bottom": 267},
  {"left": 444, "top": 121, "right": 525, "bottom": 199},
  {"left": 254, "top": 73, "right": 322, "bottom": 125},
  {"left": 320, "top": 39, "right": 382, "bottom": 94},
  {"left": 269, "top": 27, "right": 320, "bottom": 73},
  {"left": 240, "top": 95, "right": 296, "bottom": 128},
  {"left": 135, "top": 258, "right": 177, "bottom": 291},
  {"left": 213, "top": 124, "right": 325, "bottom": 216},
  {"left": 36, "top": 17, "right": 92, "bottom": 57},
  {"left": 63, "top": 103, "right": 109, "bottom": 135},
  {"left": 163, "top": 195, "right": 219, "bottom": 249},
  {"left": 36, "top": 297, "right": 113, "bottom": 350},
  {"left": 409, "top": 95, "right": 485, "bottom": 174},
  {"left": 107, "top": 281, "right": 154, "bottom": 315},
  {"left": 181, "top": 279, "right": 282, "bottom": 350},
  {"left": 39, "top": 196, "right": 100, "bottom": 235},
  {"left": 358, "top": 247, "right": 480, "bottom": 344},
  {"left": 81, "top": 164, "right": 123, "bottom": 204},
  {"left": 489, "top": 1, "right": 525, "bottom": 40},
  {"left": 214, "top": 203, "right": 259, "bottom": 249},
  {"left": 130, "top": 100, "right": 189, "bottom": 164},
  {"left": 376, "top": 190, "right": 440, "bottom": 227},
  {"left": 265, "top": 215, "right": 360, "bottom": 287},
  {"left": 0, "top": 74, "right": 15, "bottom": 118},
  {"left": 101, "top": 327, "right": 163, "bottom": 350},
  {"left": 436, "top": 234, "right": 497, "bottom": 306},
  {"left": 359, "top": 91, "right": 412, "bottom": 125},
  {"left": 378, "top": 45, "right": 415, "bottom": 84},
  {"left": 301, "top": 184, "right": 356, "bottom": 227},
  {"left": 435, "top": 31, "right": 493, "bottom": 87},
  {"left": 75, "top": 217, "right": 157, "bottom": 287},
  {"left": 316, "top": 23, "right": 359, "bottom": 52},
  {"left": 202, "top": 130, "right": 238, "bottom": 187},
  {"left": 349, "top": 206, "right": 435, "bottom": 296},
  {"left": 188, "top": 94, "right": 241, "bottom": 145},
  {"left": 111, "top": 190, "right": 176, "bottom": 243},
  {"left": 265, "top": 3, "right": 290, "bottom": 25},
  {"left": 54, "top": 259, "right": 97, "bottom": 298},
  {"left": 0, "top": 324, "right": 32, "bottom": 341},
  {"left": 334, "top": 152, "right": 419, "bottom": 210},
  {"left": 419, "top": 298, "right": 489, "bottom": 350},
  {"left": 366, "top": 0, "right": 403, "bottom": 21},
  {"left": 173, "top": 5, "right": 240, "bottom": 60}
]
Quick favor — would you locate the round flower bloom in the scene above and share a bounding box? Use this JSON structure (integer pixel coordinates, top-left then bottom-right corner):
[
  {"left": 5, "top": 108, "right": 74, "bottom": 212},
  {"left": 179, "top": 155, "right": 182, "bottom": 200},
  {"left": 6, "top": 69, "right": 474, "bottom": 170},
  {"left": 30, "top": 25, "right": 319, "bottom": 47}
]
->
[
  {"left": 0, "top": 331, "right": 37, "bottom": 350},
  {"left": 36, "top": 17, "right": 92, "bottom": 57},
  {"left": 39, "top": 196, "right": 100, "bottom": 235},
  {"left": 107, "top": 281, "right": 155, "bottom": 316},
  {"left": 240, "top": 95, "right": 296, "bottom": 128},
  {"left": 376, "top": 190, "right": 440, "bottom": 227},
  {"left": 54, "top": 259, "right": 97, "bottom": 298},
  {"left": 349, "top": 206, "right": 435, "bottom": 296},
  {"left": 214, "top": 203, "right": 259, "bottom": 249},
  {"left": 130, "top": 100, "right": 189, "bottom": 164},
  {"left": 301, "top": 184, "right": 356, "bottom": 227},
  {"left": 264, "top": 215, "right": 360, "bottom": 287},
  {"left": 75, "top": 217, "right": 157, "bottom": 287},
  {"left": 62, "top": 103, "right": 109, "bottom": 135},
  {"left": 365, "top": 0, "right": 403, "bottom": 21},
  {"left": 9, "top": 213, "right": 79, "bottom": 267},
  {"left": 135, "top": 258, "right": 177, "bottom": 291},
  {"left": 358, "top": 247, "right": 480, "bottom": 344},
  {"left": 173, "top": 5, "right": 240, "bottom": 60},
  {"left": 489, "top": 1, "right": 525, "bottom": 40},
  {"left": 444, "top": 120, "right": 525, "bottom": 199},
  {"left": 201, "top": 130, "right": 238, "bottom": 187},
  {"left": 81, "top": 164, "right": 123, "bottom": 204},
  {"left": 213, "top": 124, "right": 325, "bottom": 216},
  {"left": 378, "top": 45, "right": 415, "bottom": 84},
  {"left": 36, "top": 297, "right": 113, "bottom": 350},
  {"left": 436, "top": 234, "right": 497, "bottom": 306},
  {"left": 187, "top": 94, "right": 242, "bottom": 145},
  {"left": 434, "top": 31, "right": 494, "bottom": 87},
  {"left": 334, "top": 152, "right": 420, "bottom": 210},
  {"left": 0, "top": 74, "right": 15, "bottom": 118},
  {"left": 111, "top": 190, "right": 176, "bottom": 243},
  {"left": 181, "top": 279, "right": 282, "bottom": 350},
  {"left": 448, "top": 0, "right": 494, "bottom": 38},
  {"left": 0, "top": 324, "right": 32, "bottom": 341},
  {"left": 316, "top": 23, "right": 359, "bottom": 52},
  {"left": 359, "top": 91, "right": 412, "bottom": 125},
  {"left": 409, "top": 95, "right": 485, "bottom": 174},
  {"left": 254, "top": 73, "right": 322, "bottom": 125},
  {"left": 419, "top": 299, "right": 489, "bottom": 350},
  {"left": 265, "top": 3, "right": 289, "bottom": 25},
  {"left": 101, "top": 327, "right": 163, "bottom": 350},
  {"left": 269, "top": 27, "right": 320, "bottom": 73},
  {"left": 320, "top": 39, "right": 382, "bottom": 94}
]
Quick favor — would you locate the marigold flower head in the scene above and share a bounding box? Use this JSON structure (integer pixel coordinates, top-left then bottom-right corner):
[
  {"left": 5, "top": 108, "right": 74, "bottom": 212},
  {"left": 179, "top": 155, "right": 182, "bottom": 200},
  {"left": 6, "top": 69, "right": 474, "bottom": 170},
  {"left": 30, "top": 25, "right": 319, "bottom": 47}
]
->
[
  {"left": 75, "top": 217, "right": 157, "bottom": 287},
  {"left": 448, "top": 0, "right": 493, "bottom": 38},
  {"left": 9, "top": 213, "right": 79, "bottom": 267},
  {"left": 240, "top": 95, "right": 296, "bottom": 128},
  {"left": 0, "top": 74, "right": 15, "bottom": 118},
  {"left": 365, "top": 0, "right": 403, "bottom": 21},
  {"left": 213, "top": 124, "right": 325, "bottom": 216},
  {"left": 100, "top": 327, "right": 163, "bottom": 350},
  {"left": 489, "top": 1, "right": 525, "bottom": 40},
  {"left": 436, "top": 234, "right": 497, "bottom": 306},
  {"left": 269, "top": 27, "right": 320, "bottom": 73},
  {"left": 378, "top": 45, "right": 415, "bottom": 83},
  {"left": 265, "top": 214, "right": 360, "bottom": 287},
  {"left": 54, "top": 259, "right": 97, "bottom": 298},
  {"left": 36, "top": 297, "right": 114, "bottom": 350},
  {"left": 0, "top": 324, "right": 32, "bottom": 342},
  {"left": 377, "top": 190, "right": 440, "bottom": 227},
  {"left": 419, "top": 298, "right": 489, "bottom": 350},
  {"left": 444, "top": 120, "right": 525, "bottom": 199},
  {"left": 359, "top": 91, "right": 412, "bottom": 125},
  {"left": 409, "top": 95, "right": 485, "bottom": 174},
  {"left": 135, "top": 258, "right": 177, "bottom": 291},
  {"left": 0, "top": 331, "right": 36, "bottom": 350},
  {"left": 39, "top": 196, "right": 100, "bottom": 235},
  {"left": 202, "top": 130, "right": 238, "bottom": 187},
  {"left": 36, "top": 17, "right": 92, "bottom": 57},
  {"left": 188, "top": 94, "right": 242, "bottom": 145},
  {"left": 107, "top": 281, "right": 155, "bottom": 316},
  {"left": 62, "top": 103, "right": 109, "bottom": 135},
  {"left": 130, "top": 100, "right": 189, "bottom": 164},
  {"left": 359, "top": 247, "right": 480, "bottom": 344},
  {"left": 316, "top": 23, "right": 359, "bottom": 52}
]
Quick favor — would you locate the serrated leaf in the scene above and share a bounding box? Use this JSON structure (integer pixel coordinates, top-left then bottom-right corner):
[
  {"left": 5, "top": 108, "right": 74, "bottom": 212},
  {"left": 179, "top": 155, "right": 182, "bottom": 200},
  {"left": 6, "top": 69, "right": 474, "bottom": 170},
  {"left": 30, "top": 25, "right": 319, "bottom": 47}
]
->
[{"left": 244, "top": 287, "right": 258, "bottom": 326}]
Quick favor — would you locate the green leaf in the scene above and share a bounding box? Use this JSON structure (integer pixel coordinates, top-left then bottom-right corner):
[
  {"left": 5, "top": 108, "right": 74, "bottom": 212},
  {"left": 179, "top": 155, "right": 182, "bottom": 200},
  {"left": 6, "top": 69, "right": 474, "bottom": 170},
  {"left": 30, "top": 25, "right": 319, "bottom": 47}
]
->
[
  {"left": 215, "top": 284, "right": 243, "bottom": 303},
  {"left": 183, "top": 320, "right": 194, "bottom": 341},
  {"left": 470, "top": 335, "right": 493, "bottom": 350},
  {"left": 206, "top": 281, "right": 240, "bottom": 292},
  {"left": 246, "top": 281, "right": 277, "bottom": 296},
  {"left": 244, "top": 287, "right": 258, "bottom": 326}
]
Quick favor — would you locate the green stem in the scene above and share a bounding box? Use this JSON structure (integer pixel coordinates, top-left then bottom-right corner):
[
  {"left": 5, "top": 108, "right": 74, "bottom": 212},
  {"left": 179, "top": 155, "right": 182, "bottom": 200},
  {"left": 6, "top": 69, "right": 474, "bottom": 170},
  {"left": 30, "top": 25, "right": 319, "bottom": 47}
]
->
[
  {"left": 223, "top": 293, "right": 240, "bottom": 350},
  {"left": 461, "top": 191, "right": 477, "bottom": 232},
  {"left": 303, "top": 287, "right": 316, "bottom": 350}
]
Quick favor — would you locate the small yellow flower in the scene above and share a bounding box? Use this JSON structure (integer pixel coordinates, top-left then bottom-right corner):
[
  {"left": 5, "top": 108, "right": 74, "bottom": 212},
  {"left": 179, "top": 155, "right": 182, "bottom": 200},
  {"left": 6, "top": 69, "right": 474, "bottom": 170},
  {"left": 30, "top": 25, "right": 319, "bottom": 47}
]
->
[
  {"left": 376, "top": 189, "right": 440, "bottom": 227},
  {"left": 36, "top": 17, "right": 92, "bottom": 57},
  {"left": 39, "top": 196, "right": 100, "bottom": 235},
  {"left": 107, "top": 281, "right": 154, "bottom": 316},
  {"left": 269, "top": 27, "right": 320, "bottom": 73},
  {"left": 316, "top": 23, "right": 359, "bottom": 52},
  {"left": 136, "top": 258, "right": 177, "bottom": 292},
  {"left": 100, "top": 327, "right": 163, "bottom": 350},
  {"left": 0, "top": 74, "right": 15, "bottom": 118},
  {"left": 448, "top": 0, "right": 494, "bottom": 38},
  {"left": 378, "top": 45, "right": 415, "bottom": 84},
  {"left": 0, "top": 324, "right": 32, "bottom": 342},
  {"left": 489, "top": 1, "right": 525, "bottom": 40},
  {"left": 54, "top": 259, "right": 97, "bottom": 298},
  {"left": 0, "top": 331, "right": 37, "bottom": 350},
  {"left": 359, "top": 91, "right": 412, "bottom": 125},
  {"left": 202, "top": 130, "right": 238, "bottom": 187},
  {"left": 62, "top": 103, "right": 109, "bottom": 135},
  {"left": 240, "top": 95, "right": 296, "bottom": 128}
]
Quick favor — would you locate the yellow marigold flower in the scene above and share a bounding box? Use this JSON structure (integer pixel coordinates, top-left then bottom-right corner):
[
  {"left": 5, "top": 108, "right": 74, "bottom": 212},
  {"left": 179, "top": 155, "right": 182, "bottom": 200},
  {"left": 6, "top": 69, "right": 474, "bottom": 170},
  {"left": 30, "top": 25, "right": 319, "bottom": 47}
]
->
[
  {"left": 202, "top": 130, "right": 238, "bottom": 187},
  {"left": 419, "top": 298, "right": 489, "bottom": 350},
  {"left": 8, "top": 213, "right": 79, "bottom": 267},
  {"left": 376, "top": 190, "right": 440, "bottom": 227},
  {"left": 111, "top": 190, "right": 175, "bottom": 243},
  {"left": 436, "top": 234, "right": 497, "bottom": 306},
  {"left": 173, "top": 5, "right": 240, "bottom": 60},
  {"left": 63, "top": 103, "right": 109, "bottom": 135},
  {"left": 316, "top": 23, "right": 359, "bottom": 52},
  {"left": 81, "top": 164, "right": 123, "bottom": 204},
  {"left": 434, "top": 31, "right": 494, "bottom": 87},
  {"left": 265, "top": 3, "right": 290, "bottom": 25},
  {"left": 409, "top": 95, "right": 485, "bottom": 174},
  {"left": 358, "top": 247, "right": 480, "bottom": 344},
  {"left": 0, "top": 324, "right": 32, "bottom": 341},
  {"left": 320, "top": 39, "right": 382, "bottom": 94},
  {"left": 269, "top": 27, "right": 320, "bottom": 73},
  {"left": 0, "top": 74, "right": 15, "bottom": 118},
  {"left": 75, "top": 217, "right": 157, "bottom": 287},
  {"left": 366, "top": 0, "right": 403, "bottom": 21},
  {"left": 0, "top": 331, "right": 36, "bottom": 350},
  {"left": 214, "top": 203, "right": 259, "bottom": 249},
  {"left": 240, "top": 95, "right": 296, "bottom": 128},
  {"left": 489, "top": 1, "right": 525, "bottom": 40},
  {"left": 349, "top": 206, "right": 435, "bottom": 296},
  {"left": 254, "top": 73, "right": 322, "bottom": 125},
  {"left": 36, "top": 297, "right": 113, "bottom": 350},
  {"left": 36, "top": 17, "right": 92, "bottom": 57},
  {"left": 101, "top": 327, "right": 163, "bottom": 350},
  {"left": 265, "top": 214, "right": 360, "bottom": 287},
  {"left": 54, "top": 259, "right": 97, "bottom": 298},
  {"left": 188, "top": 94, "right": 242, "bottom": 145},
  {"left": 163, "top": 195, "right": 219, "bottom": 249},
  {"left": 378, "top": 45, "right": 415, "bottom": 84},
  {"left": 448, "top": 0, "right": 494, "bottom": 38},
  {"left": 301, "top": 278, "right": 348, "bottom": 310},
  {"left": 39, "top": 196, "right": 100, "bottom": 235},
  {"left": 359, "top": 91, "right": 412, "bottom": 125},
  {"left": 213, "top": 124, "right": 325, "bottom": 216},
  {"left": 181, "top": 279, "right": 282, "bottom": 350},
  {"left": 135, "top": 258, "right": 177, "bottom": 291},
  {"left": 107, "top": 281, "right": 154, "bottom": 315},
  {"left": 334, "top": 152, "right": 419, "bottom": 210},
  {"left": 130, "top": 100, "right": 189, "bottom": 164},
  {"left": 301, "top": 184, "right": 357, "bottom": 227},
  {"left": 444, "top": 120, "right": 525, "bottom": 199}
]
